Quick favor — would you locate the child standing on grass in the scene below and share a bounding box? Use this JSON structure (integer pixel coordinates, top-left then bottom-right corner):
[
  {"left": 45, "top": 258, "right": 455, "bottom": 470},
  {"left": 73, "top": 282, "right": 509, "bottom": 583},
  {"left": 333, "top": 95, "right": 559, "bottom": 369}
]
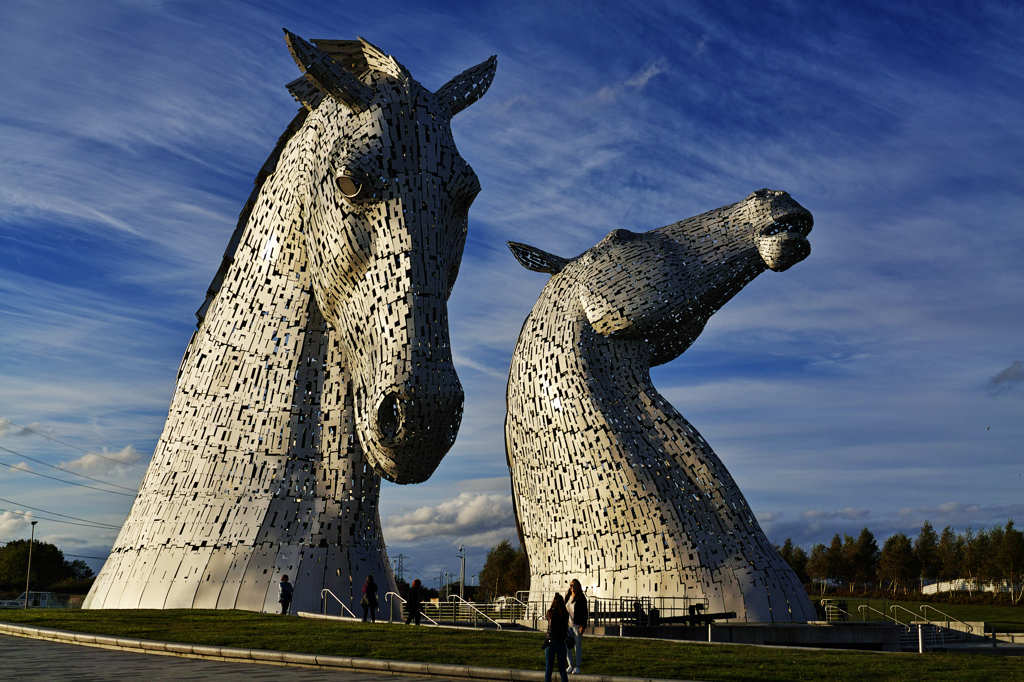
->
[{"left": 279, "top": 574, "right": 293, "bottom": 615}]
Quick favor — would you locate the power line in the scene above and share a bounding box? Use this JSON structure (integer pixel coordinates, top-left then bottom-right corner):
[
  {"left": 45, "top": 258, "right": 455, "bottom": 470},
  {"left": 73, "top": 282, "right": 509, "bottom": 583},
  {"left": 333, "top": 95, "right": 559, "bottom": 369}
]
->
[
  {"left": 0, "top": 417, "right": 148, "bottom": 470},
  {"left": 64, "top": 553, "right": 110, "bottom": 560},
  {"left": 0, "top": 496, "right": 123, "bottom": 529},
  {"left": 0, "top": 459, "right": 136, "bottom": 497},
  {"left": 0, "top": 444, "right": 139, "bottom": 492},
  {"left": 0, "top": 507, "right": 121, "bottom": 529}
]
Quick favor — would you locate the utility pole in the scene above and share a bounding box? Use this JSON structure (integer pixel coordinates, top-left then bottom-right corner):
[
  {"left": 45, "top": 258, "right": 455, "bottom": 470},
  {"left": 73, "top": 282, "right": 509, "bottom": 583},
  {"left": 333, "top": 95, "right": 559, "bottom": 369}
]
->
[
  {"left": 457, "top": 545, "right": 465, "bottom": 601},
  {"left": 24, "top": 521, "right": 37, "bottom": 610},
  {"left": 392, "top": 554, "right": 408, "bottom": 583}
]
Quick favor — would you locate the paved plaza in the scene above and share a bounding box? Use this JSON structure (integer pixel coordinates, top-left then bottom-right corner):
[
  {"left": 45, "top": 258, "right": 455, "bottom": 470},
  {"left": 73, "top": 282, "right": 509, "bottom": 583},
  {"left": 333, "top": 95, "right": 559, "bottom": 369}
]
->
[{"left": 0, "top": 634, "right": 457, "bottom": 682}]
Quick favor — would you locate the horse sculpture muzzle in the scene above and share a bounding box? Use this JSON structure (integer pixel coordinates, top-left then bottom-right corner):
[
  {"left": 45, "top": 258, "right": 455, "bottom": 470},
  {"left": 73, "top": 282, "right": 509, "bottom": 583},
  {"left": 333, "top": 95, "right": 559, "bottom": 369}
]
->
[{"left": 748, "top": 189, "right": 813, "bottom": 272}]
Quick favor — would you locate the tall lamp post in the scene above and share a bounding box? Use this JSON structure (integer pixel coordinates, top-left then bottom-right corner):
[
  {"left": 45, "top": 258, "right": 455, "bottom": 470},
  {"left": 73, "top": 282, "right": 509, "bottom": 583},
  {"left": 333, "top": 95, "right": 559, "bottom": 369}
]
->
[
  {"left": 24, "top": 521, "right": 37, "bottom": 610},
  {"left": 456, "top": 545, "right": 465, "bottom": 601}
]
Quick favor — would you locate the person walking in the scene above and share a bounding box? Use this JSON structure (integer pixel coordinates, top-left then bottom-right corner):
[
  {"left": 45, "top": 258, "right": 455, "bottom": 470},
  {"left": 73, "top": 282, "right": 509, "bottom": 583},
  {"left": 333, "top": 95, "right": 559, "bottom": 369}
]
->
[
  {"left": 361, "top": 575, "right": 379, "bottom": 622},
  {"left": 278, "top": 574, "right": 293, "bottom": 615},
  {"left": 544, "top": 593, "right": 570, "bottom": 682},
  {"left": 564, "top": 579, "right": 589, "bottom": 674},
  {"left": 404, "top": 578, "right": 423, "bottom": 625}
]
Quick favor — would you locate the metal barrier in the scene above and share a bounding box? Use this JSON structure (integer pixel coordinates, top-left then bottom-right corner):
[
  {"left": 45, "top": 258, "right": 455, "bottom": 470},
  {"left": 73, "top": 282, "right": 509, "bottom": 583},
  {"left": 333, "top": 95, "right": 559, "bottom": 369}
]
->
[
  {"left": 889, "top": 604, "right": 918, "bottom": 627},
  {"left": 920, "top": 605, "right": 973, "bottom": 634},
  {"left": 384, "top": 591, "right": 438, "bottom": 626},
  {"left": 448, "top": 594, "right": 502, "bottom": 629},
  {"left": 321, "top": 589, "right": 358, "bottom": 619},
  {"left": 857, "top": 603, "right": 906, "bottom": 630}
]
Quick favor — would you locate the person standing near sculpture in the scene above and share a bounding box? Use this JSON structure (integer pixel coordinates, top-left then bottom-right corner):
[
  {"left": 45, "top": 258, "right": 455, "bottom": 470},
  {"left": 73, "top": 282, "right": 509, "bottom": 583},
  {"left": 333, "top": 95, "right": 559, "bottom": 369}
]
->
[
  {"left": 564, "top": 579, "right": 588, "bottom": 674},
  {"left": 361, "top": 575, "right": 379, "bottom": 623},
  {"left": 544, "top": 594, "right": 571, "bottom": 682},
  {"left": 278, "top": 575, "right": 293, "bottom": 616},
  {"left": 404, "top": 578, "right": 423, "bottom": 625}
]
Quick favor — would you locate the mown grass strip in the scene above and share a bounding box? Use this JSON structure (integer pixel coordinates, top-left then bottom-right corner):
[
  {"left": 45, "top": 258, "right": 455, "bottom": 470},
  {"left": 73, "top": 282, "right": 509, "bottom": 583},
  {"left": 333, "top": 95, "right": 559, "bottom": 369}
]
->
[{"left": 1, "top": 610, "right": 1022, "bottom": 681}]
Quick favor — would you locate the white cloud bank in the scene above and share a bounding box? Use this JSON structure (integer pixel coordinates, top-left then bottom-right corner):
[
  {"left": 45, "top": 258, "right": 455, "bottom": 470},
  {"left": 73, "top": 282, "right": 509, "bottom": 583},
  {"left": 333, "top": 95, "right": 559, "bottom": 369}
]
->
[
  {"left": 382, "top": 492, "right": 517, "bottom": 547},
  {"left": 60, "top": 445, "right": 144, "bottom": 476}
]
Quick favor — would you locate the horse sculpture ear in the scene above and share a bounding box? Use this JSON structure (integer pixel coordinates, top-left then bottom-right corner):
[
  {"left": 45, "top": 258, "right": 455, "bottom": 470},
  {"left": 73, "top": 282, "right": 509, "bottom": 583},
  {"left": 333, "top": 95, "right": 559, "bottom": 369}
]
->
[
  {"left": 284, "top": 29, "right": 374, "bottom": 113},
  {"left": 507, "top": 242, "right": 570, "bottom": 275},
  {"left": 435, "top": 56, "right": 498, "bottom": 117}
]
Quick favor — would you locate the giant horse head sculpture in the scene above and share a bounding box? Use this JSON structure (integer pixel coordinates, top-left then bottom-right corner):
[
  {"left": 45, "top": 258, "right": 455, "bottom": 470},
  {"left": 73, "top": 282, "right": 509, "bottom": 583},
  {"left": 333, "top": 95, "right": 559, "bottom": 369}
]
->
[
  {"left": 84, "top": 34, "right": 496, "bottom": 614},
  {"left": 283, "top": 31, "right": 495, "bottom": 483},
  {"left": 503, "top": 189, "right": 816, "bottom": 621},
  {"left": 510, "top": 189, "right": 812, "bottom": 366}
]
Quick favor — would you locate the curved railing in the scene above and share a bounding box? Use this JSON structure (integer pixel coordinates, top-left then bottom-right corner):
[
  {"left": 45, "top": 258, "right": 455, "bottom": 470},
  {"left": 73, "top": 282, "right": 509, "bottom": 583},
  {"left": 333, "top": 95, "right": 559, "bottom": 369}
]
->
[
  {"left": 384, "top": 591, "right": 438, "bottom": 626},
  {"left": 890, "top": 604, "right": 919, "bottom": 627},
  {"left": 921, "top": 605, "right": 973, "bottom": 633},
  {"left": 858, "top": 604, "right": 907, "bottom": 630},
  {"left": 320, "top": 589, "right": 358, "bottom": 619},
  {"left": 448, "top": 594, "right": 502, "bottom": 630}
]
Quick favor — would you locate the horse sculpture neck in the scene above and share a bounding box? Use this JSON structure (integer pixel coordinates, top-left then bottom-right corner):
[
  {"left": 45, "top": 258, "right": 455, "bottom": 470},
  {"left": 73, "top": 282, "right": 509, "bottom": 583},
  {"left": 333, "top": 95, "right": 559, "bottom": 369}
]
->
[
  {"left": 85, "top": 33, "right": 496, "bottom": 615},
  {"left": 506, "top": 190, "right": 817, "bottom": 623}
]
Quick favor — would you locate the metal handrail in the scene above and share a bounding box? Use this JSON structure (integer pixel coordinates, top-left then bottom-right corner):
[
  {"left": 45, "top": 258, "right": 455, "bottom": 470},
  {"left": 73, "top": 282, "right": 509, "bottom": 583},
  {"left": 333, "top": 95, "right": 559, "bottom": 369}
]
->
[
  {"left": 823, "top": 603, "right": 855, "bottom": 622},
  {"left": 384, "top": 591, "right": 403, "bottom": 622},
  {"left": 449, "top": 594, "right": 502, "bottom": 630},
  {"left": 920, "top": 605, "right": 973, "bottom": 633},
  {"left": 858, "top": 604, "right": 907, "bottom": 630},
  {"left": 890, "top": 604, "right": 921, "bottom": 627},
  {"left": 384, "top": 591, "right": 438, "bottom": 626},
  {"left": 321, "top": 589, "right": 358, "bottom": 619}
]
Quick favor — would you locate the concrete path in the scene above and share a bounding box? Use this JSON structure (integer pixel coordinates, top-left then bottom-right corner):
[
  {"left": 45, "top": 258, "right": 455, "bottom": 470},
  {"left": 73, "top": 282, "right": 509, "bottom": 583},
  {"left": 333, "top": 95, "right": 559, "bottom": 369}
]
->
[
  {"left": 0, "top": 633, "right": 444, "bottom": 682},
  {"left": 0, "top": 623, "right": 690, "bottom": 682}
]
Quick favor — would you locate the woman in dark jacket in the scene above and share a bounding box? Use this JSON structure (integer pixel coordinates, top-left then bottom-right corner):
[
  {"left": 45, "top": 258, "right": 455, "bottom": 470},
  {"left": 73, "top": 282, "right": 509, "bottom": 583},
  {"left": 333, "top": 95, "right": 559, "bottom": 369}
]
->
[
  {"left": 544, "top": 593, "right": 570, "bottom": 682},
  {"left": 361, "top": 575, "right": 379, "bottom": 622},
  {"left": 404, "top": 578, "right": 424, "bottom": 625}
]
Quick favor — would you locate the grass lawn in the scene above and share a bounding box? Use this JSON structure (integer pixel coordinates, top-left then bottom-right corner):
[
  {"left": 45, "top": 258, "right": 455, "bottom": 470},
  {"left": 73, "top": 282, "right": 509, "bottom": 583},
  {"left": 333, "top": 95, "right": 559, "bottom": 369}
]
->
[
  {"left": 0, "top": 610, "right": 1021, "bottom": 682},
  {"left": 811, "top": 597, "right": 1024, "bottom": 633}
]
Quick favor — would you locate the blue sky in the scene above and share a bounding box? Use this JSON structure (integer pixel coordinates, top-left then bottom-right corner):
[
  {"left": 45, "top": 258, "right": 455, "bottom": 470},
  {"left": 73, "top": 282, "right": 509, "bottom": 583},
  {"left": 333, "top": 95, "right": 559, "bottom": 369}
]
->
[{"left": 1, "top": 0, "right": 1022, "bottom": 587}]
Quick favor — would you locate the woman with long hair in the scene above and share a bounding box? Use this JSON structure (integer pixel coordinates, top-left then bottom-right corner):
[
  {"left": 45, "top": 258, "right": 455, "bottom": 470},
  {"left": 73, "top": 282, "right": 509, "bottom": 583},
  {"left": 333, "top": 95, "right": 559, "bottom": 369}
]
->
[
  {"left": 404, "top": 578, "right": 424, "bottom": 625},
  {"left": 361, "top": 574, "right": 379, "bottom": 622},
  {"left": 544, "top": 593, "right": 570, "bottom": 682},
  {"left": 564, "top": 579, "right": 588, "bottom": 674}
]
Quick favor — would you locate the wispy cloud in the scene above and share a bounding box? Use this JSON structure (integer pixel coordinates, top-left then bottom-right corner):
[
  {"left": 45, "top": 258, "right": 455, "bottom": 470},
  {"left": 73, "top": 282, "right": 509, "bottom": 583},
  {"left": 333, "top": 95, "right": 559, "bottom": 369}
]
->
[
  {"left": 0, "top": 420, "right": 44, "bottom": 438},
  {"left": 987, "top": 361, "right": 1024, "bottom": 397},
  {"left": 762, "top": 500, "right": 1024, "bottom": 547},
  {"left": 60, "top": 445, "right": 144, "bottom": 476}
]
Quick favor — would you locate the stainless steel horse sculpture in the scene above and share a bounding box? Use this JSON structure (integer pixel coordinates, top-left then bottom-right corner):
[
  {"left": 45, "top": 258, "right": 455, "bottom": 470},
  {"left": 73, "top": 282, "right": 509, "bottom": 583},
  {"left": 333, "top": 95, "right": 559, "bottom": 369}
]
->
[
  {"left": 85, "top": 32, "right": 495, "bottom": 615},
  {"left": 505, "top": 189, "right": 817, "bottom": 623}
]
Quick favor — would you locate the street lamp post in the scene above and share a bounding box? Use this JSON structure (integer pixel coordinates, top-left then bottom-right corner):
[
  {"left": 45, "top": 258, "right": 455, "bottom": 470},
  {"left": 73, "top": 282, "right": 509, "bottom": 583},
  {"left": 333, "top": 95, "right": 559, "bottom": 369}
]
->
[
  {"left": 24, "top": 521, "right": 37, "bottom": 610},
  {"left": 456, "top": 545, "right": 465, "bottom": 601}
]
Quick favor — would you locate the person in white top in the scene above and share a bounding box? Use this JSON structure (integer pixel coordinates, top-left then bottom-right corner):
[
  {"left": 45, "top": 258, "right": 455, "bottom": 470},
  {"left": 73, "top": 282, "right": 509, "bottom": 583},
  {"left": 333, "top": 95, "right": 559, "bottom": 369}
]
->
[{"left": 564, "top": 579, "right": 589, "bottom": 674}]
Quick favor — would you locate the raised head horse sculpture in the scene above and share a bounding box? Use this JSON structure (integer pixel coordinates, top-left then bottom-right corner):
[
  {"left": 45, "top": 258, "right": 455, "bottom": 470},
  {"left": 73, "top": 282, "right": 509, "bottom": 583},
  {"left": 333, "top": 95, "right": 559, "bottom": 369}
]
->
[
  {"left": 85, "top": 32, "right": 495, "bottom": 615},
  {"left": 505, "top": 189, "right": 817, "bottom": 623}
]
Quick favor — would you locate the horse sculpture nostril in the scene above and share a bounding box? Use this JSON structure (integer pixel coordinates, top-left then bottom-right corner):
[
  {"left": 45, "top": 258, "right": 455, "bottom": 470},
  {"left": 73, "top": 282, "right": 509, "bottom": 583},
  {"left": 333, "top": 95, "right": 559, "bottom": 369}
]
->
[{"left": 377, "top": 393, "right": 402, "bottom": 440}]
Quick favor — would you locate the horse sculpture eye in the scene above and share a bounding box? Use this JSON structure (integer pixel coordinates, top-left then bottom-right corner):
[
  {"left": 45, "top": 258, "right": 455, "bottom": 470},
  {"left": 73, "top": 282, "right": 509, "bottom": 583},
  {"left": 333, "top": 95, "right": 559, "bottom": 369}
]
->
[{"left": 336, "top": 175, "right": 362, "bottom": 198}]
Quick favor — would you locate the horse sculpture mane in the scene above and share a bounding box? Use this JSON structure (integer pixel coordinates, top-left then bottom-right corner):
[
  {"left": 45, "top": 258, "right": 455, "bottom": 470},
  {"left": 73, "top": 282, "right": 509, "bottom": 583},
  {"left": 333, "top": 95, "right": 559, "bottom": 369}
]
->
[
  {"left": 85, "top": 32, "right": 495, "bottom": 615},
  {"left": 505, "top": 189, "right": 816, "bottom": 623}
]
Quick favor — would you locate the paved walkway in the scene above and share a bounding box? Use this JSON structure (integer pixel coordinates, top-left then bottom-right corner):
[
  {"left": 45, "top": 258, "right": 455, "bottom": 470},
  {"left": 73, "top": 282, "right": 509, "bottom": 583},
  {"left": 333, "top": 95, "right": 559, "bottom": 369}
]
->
[{"left": 0, "top": 633, "right": 457, "bottom": 682}]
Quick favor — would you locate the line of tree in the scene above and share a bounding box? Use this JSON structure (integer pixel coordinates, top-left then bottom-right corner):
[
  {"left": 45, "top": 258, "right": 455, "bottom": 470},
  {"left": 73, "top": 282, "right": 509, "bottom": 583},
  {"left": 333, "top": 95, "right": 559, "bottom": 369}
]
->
[
  {"left": 0, "top": 539, "right": 96, "bottom": 595},
  {"left": 477, "top": 538, "right": 529, "bottom": 602},
  {"left": 776, "top": 519, "right": 1024, "bottom": 602}
]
